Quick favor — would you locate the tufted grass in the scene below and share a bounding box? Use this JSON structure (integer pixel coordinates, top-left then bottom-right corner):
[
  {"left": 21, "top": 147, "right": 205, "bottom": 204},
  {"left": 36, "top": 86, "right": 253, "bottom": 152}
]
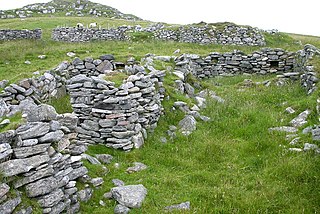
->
[
  {"left": 47, "top": 95, "right": 73, "bottom": 114},
  {"left": 79, "top": 74, "right": 320, "bottom": 213}
]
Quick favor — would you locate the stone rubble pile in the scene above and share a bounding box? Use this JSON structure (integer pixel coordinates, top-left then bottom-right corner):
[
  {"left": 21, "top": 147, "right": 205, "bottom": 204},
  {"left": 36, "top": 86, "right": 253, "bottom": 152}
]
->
[
  {"left": 0, "top": 70, "right": 66, "bottom": 106},
  {"left": 0, "top": 29, "right": 42, "bottom": 41}
]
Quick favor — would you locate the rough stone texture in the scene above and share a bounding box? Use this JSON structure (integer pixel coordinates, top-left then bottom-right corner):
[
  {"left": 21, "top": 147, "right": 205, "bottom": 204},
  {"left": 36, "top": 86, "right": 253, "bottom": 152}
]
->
[
  {"left": 25, "top": 176, "right": 59, "bottom": 197},
  {"left": 111, "top": 184, "right": 147, "bottom": 208},
  {"left": 112, "top": 179, "right": 125, "bottom": 187},
  {"left": 0, "top": 196, "right": 21, "bottom": 214},
  {"left": 290, "top": 110, "right": 311, "bottom": 127},
  {"left": 16, "top": 122, "right": 50, "bottom": 140},
  {"left": 13, "top": 144, "right": 50, "bottom": 158},
  {"left": 0, "top": 183, "right": 10, "bottom": 198},
  {"left": 0, "top": 154, "right": 50, "bottom": 176},
  {"left": 95, "top": 154, "right": 113, "bottom": 164},
  {"left": 114, "top": 204, "right": 130, "bottom": 214},
  {"left": 26, "top": 104, "right": 58, "bottom": 122},
  {"left": 126, "top": 162, "right": 148, "bottom": 174},
  {"left": 178, "top": 115, "right": 197, "bottom": 136},
  {"left": 37, "top": 189, "right": 64, "bottom": 208},
  {"left": 77, "top": 188, "right": 93, "bottom": 202}
]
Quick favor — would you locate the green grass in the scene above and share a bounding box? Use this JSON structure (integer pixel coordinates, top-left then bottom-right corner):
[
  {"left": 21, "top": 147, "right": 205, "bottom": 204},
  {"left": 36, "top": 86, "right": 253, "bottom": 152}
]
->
[
  {"left": 47, "top": 95, "right": 73, "bottom": 114},
  {"left": 81, "top": 75, "right": 320, "bottom": 213},
  {"left": 0, "top": 113, "right": 23, "bottom": 132},
  {"left": 104, "top": 72, "right": 129, "bottom": 87},
  {"left": 0, "top": 17, "right": 311, "bottom": 84}
]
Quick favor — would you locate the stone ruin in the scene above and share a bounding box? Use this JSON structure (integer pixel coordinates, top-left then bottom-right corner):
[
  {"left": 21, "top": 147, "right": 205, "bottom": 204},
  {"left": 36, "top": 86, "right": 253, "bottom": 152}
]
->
[{"left": 0, "top": 44, "right": 319, "bottom": 213}]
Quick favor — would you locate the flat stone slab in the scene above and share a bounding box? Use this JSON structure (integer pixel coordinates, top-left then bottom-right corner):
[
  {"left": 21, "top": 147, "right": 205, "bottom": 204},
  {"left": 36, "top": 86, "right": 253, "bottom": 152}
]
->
[{"left": 0, "top": 154, "right": 50, "bottom": 177}]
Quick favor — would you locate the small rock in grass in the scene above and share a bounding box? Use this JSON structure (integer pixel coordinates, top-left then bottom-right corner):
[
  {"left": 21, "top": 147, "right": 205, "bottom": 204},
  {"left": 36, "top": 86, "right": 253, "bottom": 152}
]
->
[
  {"left": 24, "top": 60, "right": 31, "bottom": 65},
  {"left": 67, "top": 52, "right": 76, "bottom": 57},
  {"left": 38, "top": 55, "right": 46, "bottom": 59},
  {"left": 95, "top": 154, "right": 113, "bottom": 164},
  {"left": 99, "top": 200, "right": 106, "bottom": 206},
  {"left": 288, "top": 148, "right": 303, "bottom": 152},
  {"left": 103, "top": 191, "right": 113, "bottom": 199},
  {"left": 304, "top": 143, "right": 319, "bottom": 151},
  {"left": 112, "top": 179, "right": 125, "bottom": 187},
  {"left": 165, "top": 201, "right": 190, "bottom": 211},
  {"left": 114, "top": 204, "right": 130, "bottom": 214},
  {"left": 126, "top": 162, "right": 148, "bottom": 174},
  {"left": 285, "top": 107, "right": 295, "bottom": 114}
]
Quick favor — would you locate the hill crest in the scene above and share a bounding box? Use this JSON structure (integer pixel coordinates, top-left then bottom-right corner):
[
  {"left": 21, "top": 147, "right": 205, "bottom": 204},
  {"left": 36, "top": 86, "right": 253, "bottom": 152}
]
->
[{"left": 0, "top": 0, "right": 142, "bottom": 21}]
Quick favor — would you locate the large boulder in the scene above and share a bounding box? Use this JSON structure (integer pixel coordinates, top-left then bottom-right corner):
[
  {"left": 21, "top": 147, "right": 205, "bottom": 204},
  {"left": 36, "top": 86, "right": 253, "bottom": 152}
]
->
[{"left": 111, "top": 184, "right": 147, "bottom": 208}]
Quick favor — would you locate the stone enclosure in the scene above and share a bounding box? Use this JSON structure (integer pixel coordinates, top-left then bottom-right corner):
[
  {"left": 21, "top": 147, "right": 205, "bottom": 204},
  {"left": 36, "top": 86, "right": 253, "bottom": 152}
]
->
[{"left": 0, "top": 43, "right": 318, "bottom": 213}]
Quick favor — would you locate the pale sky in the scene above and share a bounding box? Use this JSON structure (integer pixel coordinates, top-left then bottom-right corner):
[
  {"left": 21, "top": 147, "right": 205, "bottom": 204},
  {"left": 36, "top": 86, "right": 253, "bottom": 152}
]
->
[{"left": 0, "top": 0, "right": 319, "bottom": 36}]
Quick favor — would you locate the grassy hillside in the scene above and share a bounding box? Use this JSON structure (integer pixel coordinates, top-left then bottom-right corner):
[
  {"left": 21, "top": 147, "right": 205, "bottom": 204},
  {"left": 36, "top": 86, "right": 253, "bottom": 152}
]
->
[
  {"left": 0, "top": 17, "right": 306, "bottom": 83},
  {"left": 0, "top": 16, "right": 320, "bottom": 213}
]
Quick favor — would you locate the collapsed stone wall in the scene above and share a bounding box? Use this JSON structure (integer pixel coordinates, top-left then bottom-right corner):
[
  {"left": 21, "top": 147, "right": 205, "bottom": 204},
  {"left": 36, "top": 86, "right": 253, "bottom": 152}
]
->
[
  {"left": 0, "top": 103, "right": 86, "bottom": 214},
  {"left": 52, "top": 23, "right": 265, "bottom": 46},
  {"left": 63, "top": 56, "right": 166, "bottom": 151},
  {"left": 174, "top": 48, "right": 296, "bottom": 78},
  {"left": 0, "top": 70, "right": 66, "bottom": 106},
  {"left": 0, "top": 29, "right": 42, "bottom": 41}
]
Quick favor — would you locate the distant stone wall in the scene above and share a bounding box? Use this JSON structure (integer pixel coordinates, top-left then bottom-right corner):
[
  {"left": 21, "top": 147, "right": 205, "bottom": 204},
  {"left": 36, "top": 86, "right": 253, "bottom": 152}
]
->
[
  {"left": 52, "top": 23, "right": 265, "bottom": 46},
  {"left": 0, "top": 29, "right": 42, "bottom": 41},
  {"left": 52, "top": 27, "right": 129, "bottom": 42},
  {"left": 174, "top": 48, "right": 296, "bottom": 78},
  {"left": 154, "top": 24, "right": 265, "bottom": 46}
]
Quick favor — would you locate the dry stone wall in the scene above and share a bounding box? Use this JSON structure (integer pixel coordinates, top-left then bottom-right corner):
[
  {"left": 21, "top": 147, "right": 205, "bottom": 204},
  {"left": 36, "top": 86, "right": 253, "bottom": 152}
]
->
[
  {"left": 0, "top": 104, "right": 86, "bottom": 214},
  {"left": 64, "top": 56, "right": 166, "bottom": 151},
  {"left": 52, "top": 27, "right": 129, "bottom": 42},
  {"left": 174, "top": 48, "right": 296, "bottom": 78},
  {"left": 52, "top": 23, "right": 265, "bottom": 46},
  {"left": 154, "top": 24, "right": 265, "bottom": 46},
  {"left": 0, "top": 29, "right": 42, "bottom": 41}
]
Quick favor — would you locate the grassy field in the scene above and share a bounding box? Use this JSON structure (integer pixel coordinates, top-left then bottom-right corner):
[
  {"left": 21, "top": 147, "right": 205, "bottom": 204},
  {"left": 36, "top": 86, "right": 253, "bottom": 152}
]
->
[
  {"left": 0, "top": 16, "right": 320, "bottom": 213},
  {"left": 79, "top": 75, "right": 320, "bottom": 213},
  {"left": 0, "top": 17, "right": 305, "bottom": 83}
]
